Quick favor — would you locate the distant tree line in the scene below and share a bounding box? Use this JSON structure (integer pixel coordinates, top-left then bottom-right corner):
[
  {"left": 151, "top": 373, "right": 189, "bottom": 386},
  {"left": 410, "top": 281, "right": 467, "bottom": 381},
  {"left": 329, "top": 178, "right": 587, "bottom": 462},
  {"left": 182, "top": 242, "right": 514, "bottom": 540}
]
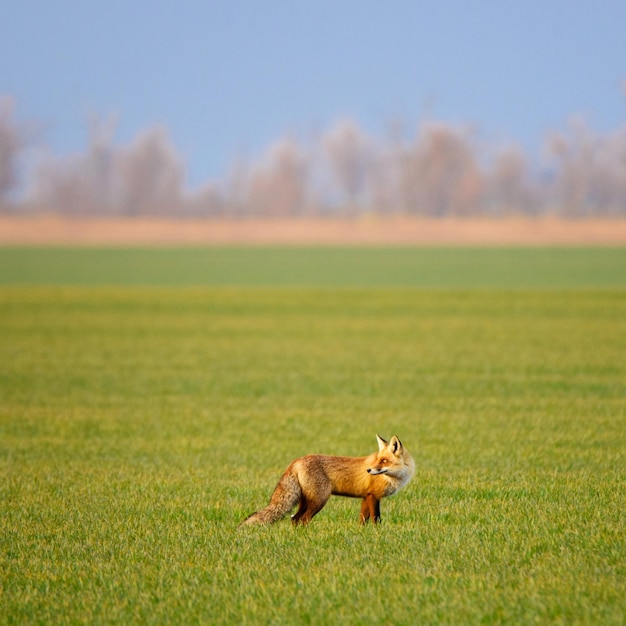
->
[{"left": 1, "top": 95, "right": 626, "bottom": 217}]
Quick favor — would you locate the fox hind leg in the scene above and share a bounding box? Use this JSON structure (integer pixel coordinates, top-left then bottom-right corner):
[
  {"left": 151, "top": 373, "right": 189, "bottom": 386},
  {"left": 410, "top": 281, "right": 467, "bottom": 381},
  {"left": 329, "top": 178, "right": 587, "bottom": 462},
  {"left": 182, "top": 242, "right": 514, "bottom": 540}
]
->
[
  {"left": 291, "top": 496, "right": 309, "bottom": 525},
  {"left": 292, "top": 486, "right": 331, "bottom": 525},
  {"left": 299, "top": 498, "right": 328, "bottom": 524},
  {"left": 292, "top": 496, "right": 330, "bottom": 525}
]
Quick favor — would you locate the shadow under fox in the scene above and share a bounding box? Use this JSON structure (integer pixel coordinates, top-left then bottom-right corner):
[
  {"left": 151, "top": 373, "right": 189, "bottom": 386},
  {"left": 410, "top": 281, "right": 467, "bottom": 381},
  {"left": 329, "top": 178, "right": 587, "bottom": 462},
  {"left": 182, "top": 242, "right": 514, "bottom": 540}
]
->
[{"left": 241, "top": 434, "right": 414, "bottom": 526}]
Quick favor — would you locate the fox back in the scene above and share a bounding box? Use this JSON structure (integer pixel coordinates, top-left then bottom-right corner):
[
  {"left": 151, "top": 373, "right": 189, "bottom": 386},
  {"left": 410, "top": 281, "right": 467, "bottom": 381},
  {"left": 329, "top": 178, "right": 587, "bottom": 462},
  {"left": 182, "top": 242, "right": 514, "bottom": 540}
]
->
[{"left": 241, "top": 434, "right": 414, "bottom": 526}]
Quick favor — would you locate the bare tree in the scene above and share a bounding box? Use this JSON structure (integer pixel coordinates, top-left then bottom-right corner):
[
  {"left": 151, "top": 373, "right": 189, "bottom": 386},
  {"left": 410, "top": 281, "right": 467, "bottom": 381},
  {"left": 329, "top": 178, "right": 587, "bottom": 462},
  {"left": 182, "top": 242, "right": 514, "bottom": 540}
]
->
[
  {"left": 29, "top": 153, "right": 91, "bottom": 215},
  {"left": 546, "top": 117, "right": 626, "bottom": 217},
  {"left": 591, "top": 127, "right": 626, "bottom": 215},
  {"left": 414, "top": 123, "right": 483, "bottom": 216},
  {"left": 117, "top": 126, "right": 184, "bottom": 215},
  {"left": 546, "top": 118, "right": 594, "bottom": 217},
  {"left": 28, "top": 114, "right": 118, "bottom": 215},
  {"left": 388, "top": 122, "right": 424, "bottom": 215},
  {"left": 184, "top": 182, "right": 225, "bottom": 217},
  {"left": 0, "top": 97, "right": 26, "bottom": 210},
  {"left": 488, "top": 145, "right": 531, "bottom": 215},
  {"left": 246, "top": 137, "right": 309, "bottom": 216},
  {"left": 322, "top": 119, "right": 373, "bottom": 214},
  {"left": 224, "top": 153, "right": 250, "bottom": 217}
]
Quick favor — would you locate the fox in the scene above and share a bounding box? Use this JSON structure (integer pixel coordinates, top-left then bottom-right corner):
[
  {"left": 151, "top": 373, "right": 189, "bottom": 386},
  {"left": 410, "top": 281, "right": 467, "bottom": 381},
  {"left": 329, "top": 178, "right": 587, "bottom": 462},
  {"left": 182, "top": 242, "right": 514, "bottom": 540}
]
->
[{"left": 241, "top": 434, "right": 414, "bottom": 526}]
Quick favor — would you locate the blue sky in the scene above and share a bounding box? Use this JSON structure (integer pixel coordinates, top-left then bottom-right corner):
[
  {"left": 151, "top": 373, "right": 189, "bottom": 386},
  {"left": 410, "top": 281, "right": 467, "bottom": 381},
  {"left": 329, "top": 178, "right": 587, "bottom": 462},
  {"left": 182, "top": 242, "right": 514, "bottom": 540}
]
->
[{"left": 2, "top": 1, "right": 625, "bottom": 188}]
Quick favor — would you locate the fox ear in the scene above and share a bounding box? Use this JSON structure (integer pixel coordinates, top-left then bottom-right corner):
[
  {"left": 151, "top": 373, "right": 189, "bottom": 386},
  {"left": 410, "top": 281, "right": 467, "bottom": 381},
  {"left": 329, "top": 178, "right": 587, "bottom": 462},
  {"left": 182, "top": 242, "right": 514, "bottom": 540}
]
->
[
  {"left": 390, "top": 435, "right": 402, "bottom": 454},
  {"left": 376, "top": 434, "right": 388, "bottom": 451}
]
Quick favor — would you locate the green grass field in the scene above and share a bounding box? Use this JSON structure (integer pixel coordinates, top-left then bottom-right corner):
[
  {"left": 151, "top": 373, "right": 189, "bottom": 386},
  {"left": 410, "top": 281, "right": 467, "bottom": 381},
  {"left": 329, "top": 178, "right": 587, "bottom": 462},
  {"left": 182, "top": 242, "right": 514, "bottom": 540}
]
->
[
  {"left": 1, "top": 248, "right": 625, "bottom": 624},
  {"left": 1, "top": 246, "right": 625, "bottom": 287}
]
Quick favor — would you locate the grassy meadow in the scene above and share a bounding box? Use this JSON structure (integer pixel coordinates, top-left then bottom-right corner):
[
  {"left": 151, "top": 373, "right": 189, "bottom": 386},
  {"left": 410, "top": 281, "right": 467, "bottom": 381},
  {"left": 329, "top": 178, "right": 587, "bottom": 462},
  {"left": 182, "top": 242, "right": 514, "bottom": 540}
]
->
[{"left": 1, "top": 247, "right": 625, "bottom": 624}]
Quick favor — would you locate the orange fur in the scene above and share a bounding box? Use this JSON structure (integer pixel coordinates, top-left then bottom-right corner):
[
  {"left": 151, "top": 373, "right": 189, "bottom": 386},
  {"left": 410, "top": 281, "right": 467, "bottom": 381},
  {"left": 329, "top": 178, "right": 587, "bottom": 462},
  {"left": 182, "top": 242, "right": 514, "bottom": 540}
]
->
[{"left": 241, "top": 434, "right": 414, "bottom": 526}]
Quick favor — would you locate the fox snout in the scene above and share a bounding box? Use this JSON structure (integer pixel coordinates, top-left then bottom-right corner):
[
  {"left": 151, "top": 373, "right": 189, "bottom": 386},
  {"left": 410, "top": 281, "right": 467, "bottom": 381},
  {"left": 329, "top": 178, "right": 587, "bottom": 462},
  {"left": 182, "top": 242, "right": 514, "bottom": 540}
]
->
[{"left": 367, "top": 467, "right": 387, "bottom": 475}]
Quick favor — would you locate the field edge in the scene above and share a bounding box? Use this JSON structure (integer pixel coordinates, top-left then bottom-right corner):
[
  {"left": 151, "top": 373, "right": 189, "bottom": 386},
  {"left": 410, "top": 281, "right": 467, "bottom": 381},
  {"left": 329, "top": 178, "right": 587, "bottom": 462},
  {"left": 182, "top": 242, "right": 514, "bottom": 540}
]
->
[{"left": 2, "top": 215, "right": 626, "bottom": 246}]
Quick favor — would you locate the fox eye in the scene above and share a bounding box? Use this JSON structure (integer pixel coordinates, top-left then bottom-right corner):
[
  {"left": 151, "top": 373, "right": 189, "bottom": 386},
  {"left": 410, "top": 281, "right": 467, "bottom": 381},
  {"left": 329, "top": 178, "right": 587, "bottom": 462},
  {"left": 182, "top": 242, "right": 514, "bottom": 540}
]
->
[{"left": 380, "top": 459, "right": 388, "bottom": 464}]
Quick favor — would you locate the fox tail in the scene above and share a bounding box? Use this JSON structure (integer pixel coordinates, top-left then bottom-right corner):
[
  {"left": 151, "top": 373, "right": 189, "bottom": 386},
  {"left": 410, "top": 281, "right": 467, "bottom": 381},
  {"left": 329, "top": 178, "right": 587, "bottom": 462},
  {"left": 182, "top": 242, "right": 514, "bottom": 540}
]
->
[{"left": 240, "top": 470, "right": 301, "bottom": 526}]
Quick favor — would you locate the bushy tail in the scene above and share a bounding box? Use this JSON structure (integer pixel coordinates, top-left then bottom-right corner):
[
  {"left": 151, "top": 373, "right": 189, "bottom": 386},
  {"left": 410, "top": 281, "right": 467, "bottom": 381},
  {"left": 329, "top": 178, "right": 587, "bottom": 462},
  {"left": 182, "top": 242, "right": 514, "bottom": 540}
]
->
[{"left": 240, "top": 471, "right": 301, "bottom": 526}]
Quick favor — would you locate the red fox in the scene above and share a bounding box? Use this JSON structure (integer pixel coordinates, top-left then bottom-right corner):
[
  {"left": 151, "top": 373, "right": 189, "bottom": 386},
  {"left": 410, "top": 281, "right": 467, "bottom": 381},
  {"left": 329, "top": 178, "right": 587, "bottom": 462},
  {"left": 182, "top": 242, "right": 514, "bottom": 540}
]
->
[{"left": 241, "top": 434, "right": 414, "bottom": 526}]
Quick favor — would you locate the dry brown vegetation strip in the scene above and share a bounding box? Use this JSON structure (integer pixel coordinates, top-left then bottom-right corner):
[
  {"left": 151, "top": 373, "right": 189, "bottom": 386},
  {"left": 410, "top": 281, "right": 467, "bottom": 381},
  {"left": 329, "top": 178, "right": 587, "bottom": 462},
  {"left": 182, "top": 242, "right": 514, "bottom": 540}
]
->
[{"left": 1, "top": 215, "right": 626, "bottom": 246}]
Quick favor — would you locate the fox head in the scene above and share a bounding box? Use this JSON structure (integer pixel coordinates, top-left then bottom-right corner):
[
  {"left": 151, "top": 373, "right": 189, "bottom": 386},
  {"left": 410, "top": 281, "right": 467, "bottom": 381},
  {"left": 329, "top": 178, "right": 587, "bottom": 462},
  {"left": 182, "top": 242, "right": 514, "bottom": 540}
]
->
[{"left": 367, "top": 434, "right": 407, "bottom": 476}]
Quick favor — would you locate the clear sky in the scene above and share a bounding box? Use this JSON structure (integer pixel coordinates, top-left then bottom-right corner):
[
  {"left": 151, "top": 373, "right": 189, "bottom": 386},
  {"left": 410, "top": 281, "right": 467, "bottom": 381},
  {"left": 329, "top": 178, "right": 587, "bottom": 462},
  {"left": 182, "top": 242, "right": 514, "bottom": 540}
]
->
[{"left": 2, "top": 0, "right": 625, "bottom": 188}]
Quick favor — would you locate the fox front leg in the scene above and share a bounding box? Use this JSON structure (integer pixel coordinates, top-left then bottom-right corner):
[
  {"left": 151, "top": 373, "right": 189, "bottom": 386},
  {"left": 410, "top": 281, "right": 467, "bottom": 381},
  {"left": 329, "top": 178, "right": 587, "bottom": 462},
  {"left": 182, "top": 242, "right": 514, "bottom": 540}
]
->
[{"left": 359, "top": 494, "right": 381, "bottom": 524}]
